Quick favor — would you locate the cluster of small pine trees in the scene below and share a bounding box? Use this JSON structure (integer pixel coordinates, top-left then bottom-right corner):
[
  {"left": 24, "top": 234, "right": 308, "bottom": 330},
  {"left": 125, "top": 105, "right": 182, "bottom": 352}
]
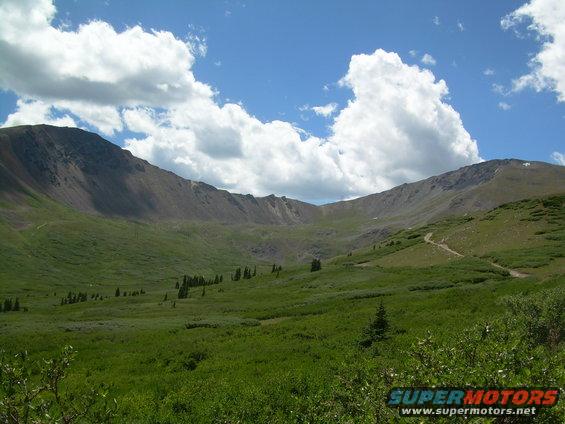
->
[
  {"left": 114, "top": 288, "right": 145, "bottom": 297},
  {"left": 271, "top": 264, "right": 282, "bottom": 273},
  {"left": 231, "top": 266, "right": 256, "bottom": 281},
  {"left": 177, "top": 275, "right": 221, "bottom": 299},
  {"left": 175, "top": 273, "right": 226, "bottom": 299},
  {"left": 310, "top": 258, "right": 322, "bottom": 272},
  {"left": 60, "top": 291, "right": 88, "bottom": 305},
  {"left": 1, "top": 298, "right": 20, "bottom": 312}
]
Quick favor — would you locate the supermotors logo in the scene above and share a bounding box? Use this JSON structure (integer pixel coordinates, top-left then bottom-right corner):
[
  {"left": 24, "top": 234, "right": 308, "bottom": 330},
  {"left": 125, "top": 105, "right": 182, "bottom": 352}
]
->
[{"left": 387, "top": 387, "right": 560, "bottom": 417}]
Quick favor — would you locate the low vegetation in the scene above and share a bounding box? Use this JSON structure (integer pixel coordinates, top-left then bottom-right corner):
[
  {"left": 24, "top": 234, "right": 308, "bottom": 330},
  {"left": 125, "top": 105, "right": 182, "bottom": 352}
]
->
[{"left": 0, "top": 195, "right": 563, "bottom": 422}]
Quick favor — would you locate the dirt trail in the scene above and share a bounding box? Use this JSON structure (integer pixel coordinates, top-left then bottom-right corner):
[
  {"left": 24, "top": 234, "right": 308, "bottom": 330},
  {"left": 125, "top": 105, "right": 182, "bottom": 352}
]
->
[
  {"left": 424, "top": 232, "right": 528, "bottom": 278},
  {"left": 424, "top": 232, "right": 463, "bottom": 257}
]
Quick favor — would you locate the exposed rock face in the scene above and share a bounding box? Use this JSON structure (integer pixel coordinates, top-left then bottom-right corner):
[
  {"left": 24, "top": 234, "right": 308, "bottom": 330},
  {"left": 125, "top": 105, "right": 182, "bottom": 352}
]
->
[{"left": 1, "top": 125, "right": 564, "bottom": 226}]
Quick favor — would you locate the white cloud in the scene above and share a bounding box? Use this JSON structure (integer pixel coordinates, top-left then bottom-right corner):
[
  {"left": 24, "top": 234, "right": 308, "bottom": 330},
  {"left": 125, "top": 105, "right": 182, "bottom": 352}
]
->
[
  {"left": 502, "top": 0, "right": 565, "bottom": 101},
  {"left": 492, "top": 83, "right": 507, "bottom": 95},
  {"left": 0, "top": 0, "right": 212, "bottom": 115},
  {"left": 187, "top": 33, "right": 207, "bottom": 57},
  {"left": 421, "top": 53, "right": 437, "bottom": 66},
  {"left": 551, "top": 151, "right": 565, "bottom": 165},
  {"left": 0, "top": 1, "right": 481, "bottom": 202},
  {"left": 457, "top": 21, "right": 465, "bottom": 31},
  {"left": 498, "top": 102, "right": 512, "bottom": 110},
  {"left": 311, "top": 103, "right": 338, "bottom": 117},
  {"left": 433, "top": 16, "right": 440, "bottom": 26},
  {"left": 483, "top": 68, "right": 495, "bottom": 76},
  {"left": 409, "top": 49, "right": 418, "bottom": 57},
  {"left": 54, "top": 101, "right": 122, "bottom": 135},
  {"left": 3, "top": 99, "right": 76, "bottom": 128},
  {"left": 330, "top": 50, "right": 481, "bottom": 196}
]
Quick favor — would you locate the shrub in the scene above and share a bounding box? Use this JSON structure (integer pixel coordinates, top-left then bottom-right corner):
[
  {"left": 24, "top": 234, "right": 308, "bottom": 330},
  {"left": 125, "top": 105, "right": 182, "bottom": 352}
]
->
[{"left": 0, "top": 346, "right": 117, "bottom": 423}]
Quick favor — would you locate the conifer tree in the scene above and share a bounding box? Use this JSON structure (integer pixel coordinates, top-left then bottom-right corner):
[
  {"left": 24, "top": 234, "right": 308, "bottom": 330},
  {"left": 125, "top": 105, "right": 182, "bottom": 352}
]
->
[
  {"left": 360, "top": 302, "right": 390, "bottom": 347},
  {"left": 14, "top": 298, "right": 20, "bottom": 311},
  {"left": 234, "top": 267, "right": 242, "bottom": 281},
  {"left": 115, "top": 288, "right": 120, "bottom": 297},
  {"left": 253, "top": 266, "right": 257, "bottom": 277},
  {"left": 310, "top": 259, "right": 322, "bottom": 272}
]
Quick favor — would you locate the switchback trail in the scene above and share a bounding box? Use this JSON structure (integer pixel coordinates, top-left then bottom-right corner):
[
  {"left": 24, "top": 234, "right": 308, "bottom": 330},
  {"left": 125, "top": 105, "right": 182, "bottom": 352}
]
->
[{"left": 424, "top": 232, "right": 528, "bottom": 278}]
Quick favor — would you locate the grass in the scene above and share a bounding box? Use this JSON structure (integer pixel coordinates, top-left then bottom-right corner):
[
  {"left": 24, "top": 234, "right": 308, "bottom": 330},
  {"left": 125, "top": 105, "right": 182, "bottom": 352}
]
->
[{"left": 0, "top": 194, "right": 563, "bottom": 422}]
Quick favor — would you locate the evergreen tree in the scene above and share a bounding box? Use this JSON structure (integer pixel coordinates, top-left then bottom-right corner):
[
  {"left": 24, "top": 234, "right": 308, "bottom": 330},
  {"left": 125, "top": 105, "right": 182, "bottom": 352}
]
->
[
  {"left": 14, "top": 298, "right": 20, "bottom": 311},
  {"left": 234, "top": 267, "right": 242, "bottom": 281},
  {"left": 253, "top": 266, "right": 257, "bottom": 277},
  {"left": 243, "top": 266, "right": 251, "bottom": 279},
  {"left": 310, "top": 258, "right": 322, "bottom": 272},
  {"left": 115, "top": 288, "right": 120, "bottom": 297},
  {"left": 4, "top": 298, "right": 12, "bottom": 312},
  {"left": 175, "top": 280, "right": 180, "bottom": 289},
  {"left": 271, "top": 264, "right": 277, "bottom": 273},
  {"left": 360, "top": 302, "right": 390, "bottom": 347},
  {"left": 163, "top": 293, "right": 168, "bottom": 302},
  {"left": 219, "top": 275, "right": 223, "bottom": 283}
]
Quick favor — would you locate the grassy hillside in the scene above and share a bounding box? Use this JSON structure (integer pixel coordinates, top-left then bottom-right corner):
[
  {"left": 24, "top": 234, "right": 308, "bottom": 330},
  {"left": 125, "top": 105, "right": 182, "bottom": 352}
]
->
[{"left": 0, "top": 195, "right": 563, "bottom": 422}]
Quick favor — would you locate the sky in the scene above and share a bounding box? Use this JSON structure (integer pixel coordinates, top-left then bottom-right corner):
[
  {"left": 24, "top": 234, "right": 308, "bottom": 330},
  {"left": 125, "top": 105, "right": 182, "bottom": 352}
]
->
[{"left": 0, "top": 0, "right": 564, "bottom": 203}]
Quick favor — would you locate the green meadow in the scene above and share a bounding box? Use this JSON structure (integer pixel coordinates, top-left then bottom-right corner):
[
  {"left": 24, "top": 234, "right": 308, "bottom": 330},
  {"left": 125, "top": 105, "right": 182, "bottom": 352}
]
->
[{"left": 1, "top": 195, "right": 563, "bottom": 422}]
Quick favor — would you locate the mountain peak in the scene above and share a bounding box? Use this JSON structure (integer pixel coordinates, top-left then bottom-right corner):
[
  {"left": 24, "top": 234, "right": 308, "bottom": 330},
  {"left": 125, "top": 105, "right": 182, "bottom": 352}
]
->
[{"left": 1, "top": 125, "right": 563, "bottom": 226}]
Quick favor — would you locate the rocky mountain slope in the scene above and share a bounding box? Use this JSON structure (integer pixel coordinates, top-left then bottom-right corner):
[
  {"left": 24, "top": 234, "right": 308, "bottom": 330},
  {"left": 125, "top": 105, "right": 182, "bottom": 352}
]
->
[
  {"left": 0, "top": 125, "right": 318, "bottom": 224},
  {"left": 322, "top": 158, "right": 565, "bottom": 227},
  {"left": 0, "top": 125, "right": 563, "bottom": 226}
]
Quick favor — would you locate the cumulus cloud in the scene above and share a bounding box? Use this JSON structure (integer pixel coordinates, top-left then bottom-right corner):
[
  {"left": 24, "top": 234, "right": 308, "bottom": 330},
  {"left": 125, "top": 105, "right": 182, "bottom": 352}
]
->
[
  {"left": 330, "top": 50, "right": 480, "bottom": 195},
  {"left": 551, "top": 151, "right": 565, "bottom": 165},
  {"left": 0, "top": 1, "right": 481, "bottom": 202},
  {"left": 3, "top": 99, "right": 76, "bottom": 128},
  {"left": 498, "top": 102, "right": 512, "bottom": 110},
  {"left": 311, "top": 103, "right": 338, "bottom": 117},
  {"left": 483, "top": 68, "right": 495, "bottom": 76},
  {"left": 421, "top": 53, "right": 437, "bottom": 66},
  {"left": 457, "top": 21, "right": 465, "bottom": 32},
  {"left": 0, "top": 0, "right": 212, "bottom": 113},
  {"left": 502, "top": 0, "right": 565, "bottom": 101},
  {"left": 433, "top": 16, "right": 440, "bottom": 26}
]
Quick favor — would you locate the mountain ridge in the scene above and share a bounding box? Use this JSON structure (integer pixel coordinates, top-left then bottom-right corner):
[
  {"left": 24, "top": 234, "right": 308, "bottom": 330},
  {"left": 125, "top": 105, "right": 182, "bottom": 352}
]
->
[{"left": 0, "top": 124, "right": 564, "bottom": 227}]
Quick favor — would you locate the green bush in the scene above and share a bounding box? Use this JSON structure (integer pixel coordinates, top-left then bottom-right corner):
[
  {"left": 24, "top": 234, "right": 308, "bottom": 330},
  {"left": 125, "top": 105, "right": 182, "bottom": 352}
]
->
[{"left": 0, "top": 346, "right": 116, "bottom": 423}]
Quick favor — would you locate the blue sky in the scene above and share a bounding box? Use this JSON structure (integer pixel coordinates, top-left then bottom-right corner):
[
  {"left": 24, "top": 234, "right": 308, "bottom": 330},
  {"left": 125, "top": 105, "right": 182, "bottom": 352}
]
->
[{"left": 0, "top": 0, "right": 563, "bottom": 201}]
